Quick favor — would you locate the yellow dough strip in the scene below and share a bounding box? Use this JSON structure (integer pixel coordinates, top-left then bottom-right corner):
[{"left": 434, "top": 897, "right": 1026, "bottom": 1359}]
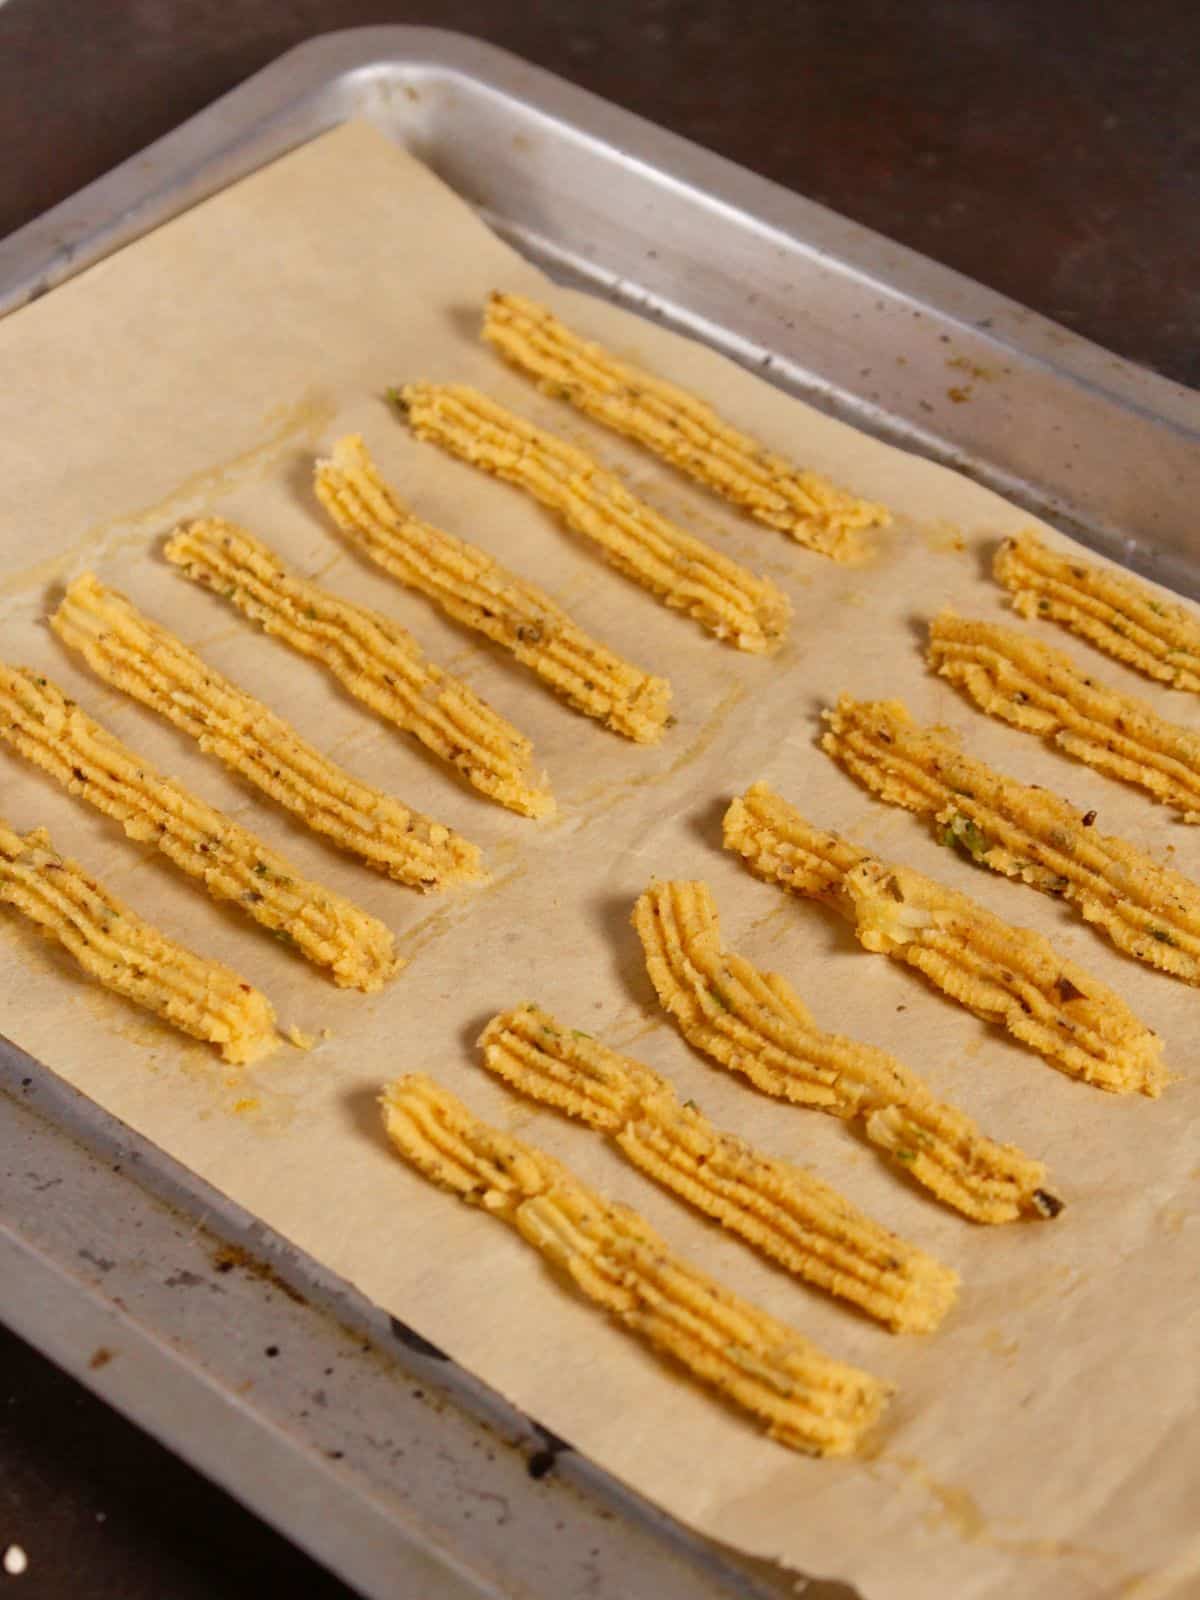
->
[
  {"left": 397, "top": 383, "right": 792, "bottom": 655},
  {"left": 0, "top": 815, "right": 278, "bottom": 1064},
  {"left": 314, "top": 434, "right": 671, "bottom": 744},
  {"left": 50, "top": 575, "right": 483, "bottom": 890},
  {"left": 0, "top": 665, "right": 398, "bottom": 991},
  {"left": 928, "top": 613, "right": 1200, "bottom": 822},
  {"left": 723, "top": 783, "right": 1165, "bottom": 1096},
  {"left": 164, "top": 518, "right": 553, "bottom": 819},
  {"left": 482, "top": 292, "right": 890, "bottom": 559},
  {"left": 381, "top": 1073, "right": 890, "bottom": 1455},
  {"left": 634, "top": 879, "right": 1057, "bottom": 1224},
  {"left": 995, "top": 530, "right": 1200, "bottom": 693},
  {"left": 824, "top": 694, "right": 1200, "bottom": 985},
  {"left": 479, "top": 1003, "right": 959, "bottom": 1331}
]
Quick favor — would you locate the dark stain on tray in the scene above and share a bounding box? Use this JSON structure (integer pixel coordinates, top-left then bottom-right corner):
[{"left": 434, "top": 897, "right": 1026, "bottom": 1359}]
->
[{"left": 210, "top": 1241, "right": 308, "bottom": 1304}]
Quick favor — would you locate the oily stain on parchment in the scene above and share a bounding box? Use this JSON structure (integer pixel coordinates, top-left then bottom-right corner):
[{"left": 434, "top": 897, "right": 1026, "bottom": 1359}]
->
[
  {"left": 561, "top": 678, "right": 749, "bottom": 830},
  {"left": 394, "top": 851, "right": 530, "bottom": 968},
  {"left": 604, "top": 1010, "right": 669, "bottom": 1053},
  {"left": 979, "top": 1327, "right": 1020, "bottom": 1364},
  {"left": 0, "top": 390, "right": 335, "bottom": 614},
  {"left": 73, "top": 980, "right": 307, "bottom": 1131},
  {"left": 0, "top": 893, "right": 319, "bottom": 1131},
  {"left": 48, "top": 973, "right": 278, "bottom": 1118},
  {"left": 182, "top": 615, "right": 295, "bottom": 658},
  {"left": 919, "top": 520, "right": 971, "bottom": 557},
  {"left": 738, "top": 895, "right": 801, "bottom": 951},
  {"left": 879, "top": 511, "right": 977, "bottom": 559},
  {"left": 1156, "top": 1201, "right": 1194, "bottom": 1235},
  {"left": 877, "top": 1453, "right": 1124, "bottom": 1580},
  {"left": 1116, "top": 1535, "right": 1200, "bottom": 1599}
]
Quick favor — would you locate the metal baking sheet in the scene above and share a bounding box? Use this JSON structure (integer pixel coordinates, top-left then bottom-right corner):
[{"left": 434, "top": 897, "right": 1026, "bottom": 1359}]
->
[{"left": 1, "top": 25, "right": 1197, "bottom": 1600}]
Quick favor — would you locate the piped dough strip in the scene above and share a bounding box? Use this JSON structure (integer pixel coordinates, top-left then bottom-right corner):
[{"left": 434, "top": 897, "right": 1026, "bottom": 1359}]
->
[
  {"left": 397, "top": 382, "right": 792, "bottom": 655},
  {"left": 50, "top": 575, "right": 483, "bottom": 889},
  {"left": 0, "top": 665, "right": 398, "bottom": 991},
  {"left": 314, "top": 434, "right": 671, "bottom": 743},
  {"left": 995, "top": 530, "right": 1200, "bottom": 693},
  {"left": 723, "top": 783, "right": 1165, "bottom": 1097},
  {"left": 927, "top": 612, "right": 1200, "bottom": 822},
  {"left": 633, "top": 879, "right": 1057, "bottom": 1224},
  {"left": 0, "top": 815, "right": 278, "bottom": 1064},
  {"left": 380, "top": 1073, "right": 889, "bottom": 1455},
  {"left": 823, "top": 694, "right": 1200, "bottom": 984},
  {"left": 164, "top": 518, "right": 553, "bottom": 819},
  {"left": 482, "top": 292, "right": 889, "bottom": 559},
  {"left": 479, "top": 1003, "right": 959, "bottom": 1331}
]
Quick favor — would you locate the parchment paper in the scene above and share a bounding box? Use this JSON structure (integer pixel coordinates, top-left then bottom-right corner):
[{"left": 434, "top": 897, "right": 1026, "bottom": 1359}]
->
[{"left": 1, "top": 122, "right": 1197, "bottom": 1600}]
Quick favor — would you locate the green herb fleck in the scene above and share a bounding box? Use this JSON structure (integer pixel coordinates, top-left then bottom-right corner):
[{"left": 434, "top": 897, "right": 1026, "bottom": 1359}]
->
[
  {"left": 1151, "top": 927, "right": 1178, "bottom": 947},
  {"left": 570, "top": 1029, "right": 594, "bottom": 1040},
  {"left": 253, "top": 863, "right": 268, "bottom": 877},
  {"left": 894, "top": 1148, "right": 917, "bottom": 1164},
  {"left": 939, "top": 811, "right": 992, "bottom": 862}
]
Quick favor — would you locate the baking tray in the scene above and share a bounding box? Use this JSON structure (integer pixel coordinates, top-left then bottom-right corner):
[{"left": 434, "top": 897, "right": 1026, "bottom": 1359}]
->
[{"left": 1, "top": 26, "right": 1197, "bottom": 1600}]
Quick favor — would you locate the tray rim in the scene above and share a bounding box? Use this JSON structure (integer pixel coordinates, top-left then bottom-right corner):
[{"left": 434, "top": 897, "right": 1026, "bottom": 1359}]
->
[
  {"left": 4, "top": 25, "right": 1196, "bottom": 434},
  {"left": 1, "top": 24, "right": 1196, "bottom": 1600}
]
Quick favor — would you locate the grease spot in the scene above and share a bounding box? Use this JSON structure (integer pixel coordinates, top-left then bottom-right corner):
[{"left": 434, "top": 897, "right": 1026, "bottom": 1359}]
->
[
  {"left": 918, "top": 520, "right": 968, "bottom": 554},
  {"left": 1158, "top": 1204, "right": 1189, "bottom": 1235},
  {"left": 981, "top": 1327, "right": 1020, "bottom": 1362},
  {"left": 0, "top": 390, "right": 335, "bottom": 611},
  {"left": 398, "top": 858, "right": 530, "bottom": 966},
  {"left": 881, "top": 1453, "right": 1119, "bottom": 1571},
  {"left": 946, "top": 355, "right": 997, "bottom": 381},
  {"left": 563, "top": 680, "right": 748, "bottom": 827}
]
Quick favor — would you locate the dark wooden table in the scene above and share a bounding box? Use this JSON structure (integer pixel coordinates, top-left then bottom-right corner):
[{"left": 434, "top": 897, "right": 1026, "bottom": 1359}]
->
[{"left": 1, "top": 3, "right": 1196, "bottom": 1596}]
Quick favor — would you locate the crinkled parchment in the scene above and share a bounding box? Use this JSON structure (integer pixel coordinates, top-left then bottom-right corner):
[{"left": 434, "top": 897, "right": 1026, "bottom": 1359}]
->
[{"left": 1, "top": 122, "right": 1197, "bottom": 1600}]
